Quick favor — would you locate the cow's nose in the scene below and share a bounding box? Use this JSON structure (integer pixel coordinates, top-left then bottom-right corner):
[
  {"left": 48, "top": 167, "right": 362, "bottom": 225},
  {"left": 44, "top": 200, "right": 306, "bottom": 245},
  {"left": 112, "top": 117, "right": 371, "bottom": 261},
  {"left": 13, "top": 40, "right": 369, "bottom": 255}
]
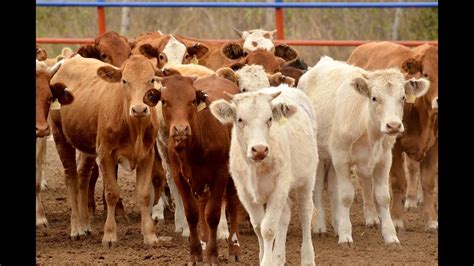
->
[
  {"left": 386, "top": 122, "right": 402, "bottom": 131},
  {"left": 174, "top": 125, "right": 190, "bottom": 136},
  {"left": 251, "top": 145, "right": 269, "bottom": 161},
  {"left": 131, "top": 105, "right": 148, "bottom": 117},
  {"left": 36, "top": 124, "right": 50, "bottom": 138}
]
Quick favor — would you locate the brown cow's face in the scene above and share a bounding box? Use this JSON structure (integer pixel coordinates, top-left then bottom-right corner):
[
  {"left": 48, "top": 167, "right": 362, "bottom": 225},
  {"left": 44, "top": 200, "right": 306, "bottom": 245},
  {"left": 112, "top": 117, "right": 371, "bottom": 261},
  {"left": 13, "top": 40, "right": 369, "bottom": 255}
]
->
[
  {"left": 158, "top": 75, "right": 207, "bottom": 150},
  {"left": 78, "top": 31, "right": 131, "bottom": 67},
  {"left": 97, "top": 55, "right": 161, "bottom": 119},
  {"left": 230, "top": 49, "right": 285, "bottom": 74},
  {"left": 36, "top": 62, "right": 74, "bottom": 138}
]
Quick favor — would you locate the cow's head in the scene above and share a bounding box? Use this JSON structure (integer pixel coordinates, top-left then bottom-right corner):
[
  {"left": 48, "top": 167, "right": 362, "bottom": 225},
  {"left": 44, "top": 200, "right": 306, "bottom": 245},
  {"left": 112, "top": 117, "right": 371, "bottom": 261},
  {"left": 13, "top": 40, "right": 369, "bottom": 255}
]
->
[
  {"left": 228, "top": 49, "right": 286, "bottom": 74},
  {"left": 156, "top": 75, "right": 207, "bottom": 150},
  {"left": 210, "top": 91, "right": 296, "bottom": 162},
  {"left": 36, "top": 61, "right": 74, "bottom": 137},
  {"left": 97, "top": 55, "right": 162, "bottom": 119},
  {"left": 351, "top": 69, "right": 430, "bottom": 135},
  {"left": 234, "top": 28, "right": 277, "bottom": 53},
  {"left": 402, "top": 45, "right": 438, "bottom": 112},
  {"left": 36, "top": 45, "right": 48, "bottom": 61},
  {"left": 77, "top": 31, "right": 133, "bottom": 67}
]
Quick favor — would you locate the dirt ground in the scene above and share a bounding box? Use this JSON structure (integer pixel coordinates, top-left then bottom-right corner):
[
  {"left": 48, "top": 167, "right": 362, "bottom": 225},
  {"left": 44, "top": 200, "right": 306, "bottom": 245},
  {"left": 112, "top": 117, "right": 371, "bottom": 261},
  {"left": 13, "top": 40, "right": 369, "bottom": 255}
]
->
[{"left": 36, "top": 137, "right": 438, "bottom": 265}]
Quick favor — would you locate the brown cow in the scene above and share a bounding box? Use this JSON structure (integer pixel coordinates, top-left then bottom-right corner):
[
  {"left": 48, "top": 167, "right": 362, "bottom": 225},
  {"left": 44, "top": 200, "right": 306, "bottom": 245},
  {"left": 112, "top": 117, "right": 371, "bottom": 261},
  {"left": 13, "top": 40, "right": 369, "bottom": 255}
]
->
[
  {"left": 36, "top": 60, "right": 74, "bottom": 231},
  {"left": 49, "top": 55, "right": 162, "bottom": 245},
  {"left": 156, "top": 74, "right": 241, "bottom": 263},
  {"left": 77, "top": 31, "right": 134, "bottom": 67},
  {"left": 347, "top": 41, "right": 438, "bottom": 231}
]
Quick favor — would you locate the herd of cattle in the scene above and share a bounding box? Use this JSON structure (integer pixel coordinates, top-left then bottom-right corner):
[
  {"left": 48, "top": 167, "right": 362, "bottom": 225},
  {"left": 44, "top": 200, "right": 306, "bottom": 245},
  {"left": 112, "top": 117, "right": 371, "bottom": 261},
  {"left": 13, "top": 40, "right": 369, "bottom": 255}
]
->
[{"left": 36, "top": 29, "right": 438, "bottom": 265}]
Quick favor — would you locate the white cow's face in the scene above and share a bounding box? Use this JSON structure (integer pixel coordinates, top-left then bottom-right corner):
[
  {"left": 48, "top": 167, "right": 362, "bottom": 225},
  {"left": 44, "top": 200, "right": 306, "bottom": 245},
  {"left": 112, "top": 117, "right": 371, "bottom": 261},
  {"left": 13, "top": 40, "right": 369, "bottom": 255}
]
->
[
  {"left": 242, "top": 29, "right": 276, "bottom": 53},
  {"left": 162, "top": 35, "right": 188, "bottom": 65},
  {"left": 210, "top": 91, "right": 296, "bottom": 162},
  {"left": 236, "top": 65, "right": 270, "bottom": 92},
  {"left": 351, "top": 69, "right": 430, "bottom": 135}
]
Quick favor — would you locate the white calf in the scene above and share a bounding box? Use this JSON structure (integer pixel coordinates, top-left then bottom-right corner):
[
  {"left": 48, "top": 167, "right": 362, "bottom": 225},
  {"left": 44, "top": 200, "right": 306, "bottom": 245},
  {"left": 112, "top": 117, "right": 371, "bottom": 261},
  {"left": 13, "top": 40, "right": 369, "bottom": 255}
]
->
[
  {"left": 210, "top": 85, "right": 318, "bottom": 265},
  {"left": 299, "top": 56, "right": 429, "bottom": 246}
]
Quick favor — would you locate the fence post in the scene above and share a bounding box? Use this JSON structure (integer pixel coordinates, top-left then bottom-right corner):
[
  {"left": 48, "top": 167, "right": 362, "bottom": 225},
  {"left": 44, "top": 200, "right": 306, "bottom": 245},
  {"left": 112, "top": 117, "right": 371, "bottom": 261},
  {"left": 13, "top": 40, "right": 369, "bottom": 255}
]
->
[
  {"left": 97, "top": 0, "right": 106, "bottom": 35},
  {"left": 275, "top": 0, "right": 285, "bottom": 40}
]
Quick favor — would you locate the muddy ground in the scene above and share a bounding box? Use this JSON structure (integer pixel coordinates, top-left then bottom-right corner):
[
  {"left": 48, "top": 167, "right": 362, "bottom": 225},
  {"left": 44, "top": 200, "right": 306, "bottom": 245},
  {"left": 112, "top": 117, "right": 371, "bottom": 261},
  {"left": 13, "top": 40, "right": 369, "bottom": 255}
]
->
[{"left": 36, "top": 137, "right": 437, "bottom": 265}]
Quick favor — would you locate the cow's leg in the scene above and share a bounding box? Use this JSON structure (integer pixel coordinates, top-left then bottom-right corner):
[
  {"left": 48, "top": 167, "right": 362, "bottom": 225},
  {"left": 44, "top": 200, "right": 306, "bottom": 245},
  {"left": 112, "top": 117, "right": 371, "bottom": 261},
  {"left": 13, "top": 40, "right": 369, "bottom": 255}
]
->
[
  {"left": 373, "top": 156, "right": 400, "bottom": 246},
  {"left": 136, "top": 153, "right": 159, "bottom": 245},
  {"left": 331, "top": 147, "right": 354, "bottom": 246},
  {"left": 273, "top": 198, "right": 291, "bottom": 266},
  {"left": 238, "top": 189, "right": 265, "bottom": 263},
  {"left": 420, "top": 142, "right": 438, "bottom": 231},
  {"left": 405, "top": 154, "right": 420, "bottom": 211},
  {"left": 172, "top": 170, "right": 202, "bottom": 263},
  {"left": 99, "top": 156, "right": 120, "bottom": 247},
  {"left": 260, "top": 177, "right": 290, "bottom": 266},
  {"left": 217, "top": 201, "right": 230, "bottom": 241},
  {"left": 198, "top": 195, "right": 209, "bottom": 250},
  {"left": 313, "top": 160, "right": 327, "bottom": 235},
  {"left": 151, "top": 149, "right": 165, "bottom": 223},
  {"left": 204, "top": 183, "right": 225, "bottom": 265},
  {"left": 102, "top": 165, "right": 128, "bottom": 222},
  {"left": 36, "top": 137, "right": 48, "bottom": 231},
  {"left": 50, "top": 114, "right": 83, "bottom": 240},
  {"left": 87, "top": 162, "right": 98, "bottom": 218},
  {"left": 225, "top": 177, "right": 241, "bottom": 262},
  {"left": 327, "top": 164, "right": 339, "bottom": 235},
  {"left": 297, "top": 182, "right": 316, "bottom": 265},
  {"left": 389, "top": 143, "right": 406, "bottom": 231},
  {"left": 77, "top": 152, "right": 96, "bottom": 235},
  {"left": 358, "top": 167, "right": 380, "bottom": 227}
]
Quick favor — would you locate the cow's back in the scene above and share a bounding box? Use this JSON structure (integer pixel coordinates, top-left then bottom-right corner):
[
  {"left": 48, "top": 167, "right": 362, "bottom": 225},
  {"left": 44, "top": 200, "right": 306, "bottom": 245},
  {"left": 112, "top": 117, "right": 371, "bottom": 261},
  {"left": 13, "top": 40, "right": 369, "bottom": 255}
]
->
[
  {"left": 50, "top": 57, "right": 115, "bottom": 153},
  {"left": 347, "top": 42, "right": 413, "bottom": 71}
]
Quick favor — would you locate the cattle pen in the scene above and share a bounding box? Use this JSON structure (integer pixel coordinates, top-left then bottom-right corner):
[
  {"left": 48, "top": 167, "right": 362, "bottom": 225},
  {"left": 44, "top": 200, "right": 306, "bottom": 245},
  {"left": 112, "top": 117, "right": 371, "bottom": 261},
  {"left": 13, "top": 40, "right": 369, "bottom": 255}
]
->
[{"left": 36, "top": 1, "right": 438, "bottom": 47}]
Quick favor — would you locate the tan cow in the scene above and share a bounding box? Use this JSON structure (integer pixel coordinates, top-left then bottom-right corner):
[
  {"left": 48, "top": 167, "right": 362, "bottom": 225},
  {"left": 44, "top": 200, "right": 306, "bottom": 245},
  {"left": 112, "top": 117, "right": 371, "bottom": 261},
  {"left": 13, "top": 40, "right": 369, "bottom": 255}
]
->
[
  {"left": 347, "top": 42, "right": 438, "bottom": 231},
  {"left": 155, "top": 74, "right": 241, "bottom": 263},
  {"left": 49, "top": 55, "right": 162, "bottom": 245},
  {"left": 77, "top": 31, "right": 134, "bottom": 67},
  {"left": 36, "top": 60, "right": 74, "bottom": 231}
]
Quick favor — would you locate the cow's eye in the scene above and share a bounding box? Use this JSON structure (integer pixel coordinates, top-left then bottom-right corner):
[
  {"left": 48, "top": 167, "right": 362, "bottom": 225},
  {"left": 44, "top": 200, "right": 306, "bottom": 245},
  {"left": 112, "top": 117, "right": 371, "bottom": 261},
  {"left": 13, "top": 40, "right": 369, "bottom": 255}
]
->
[
  {"left": 402, "top": 95, "right": 406, "bottom": 101},
  {"left": 371, "top": 96, "right": 377, "bottom": 102},
  {"left": 423, "top": 73, "right": 429, "bottom": 78},
  {"left": 161, "top": 100, "right": 166, "bottom": 105},
  {"left": 242, "top": 88, "right": 247, "bottom": 92},
  {"left": 100, "top": 53, "right": 107, "bottom": 59},
  {"left": 151, "top": 79, "right": 154, "bottom": 83},
  {"left": 122, "top": 79, "right": 127, "bottom": 84},
  {"left": 268, "top": 117, "right": 272, "bottom": 122},
  {"left": 238, "top": 118, "right": 243, "bottom": 123},
  {"left": 185, "top": 54, "right": 190, "bottom": 59}
]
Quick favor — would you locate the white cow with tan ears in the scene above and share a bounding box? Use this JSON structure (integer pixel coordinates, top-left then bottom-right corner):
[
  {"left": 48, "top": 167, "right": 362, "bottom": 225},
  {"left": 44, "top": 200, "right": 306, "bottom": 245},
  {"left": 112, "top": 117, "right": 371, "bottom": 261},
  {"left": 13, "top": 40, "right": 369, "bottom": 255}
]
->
[
  {"left": 234, "top": 28, "right": 277, "bottom": 53},
  {"left": 210, "top": 85, "right": 318, "bottom": 266},
  {"left": 298, "top": 56, "right": 429, "bottom": 247}
]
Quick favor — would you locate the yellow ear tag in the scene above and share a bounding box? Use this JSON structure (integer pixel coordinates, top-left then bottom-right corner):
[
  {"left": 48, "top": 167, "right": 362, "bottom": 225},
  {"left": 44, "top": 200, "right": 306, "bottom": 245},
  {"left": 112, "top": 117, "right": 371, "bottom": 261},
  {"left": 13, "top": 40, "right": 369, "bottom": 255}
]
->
[
  {"left": 197, "top": 102, "right": 206, "bottom": 112},
  {"left": 50, "top": 99, "right": 61, "bottom": 110},
  {"left": 278, "top": 116, "right": 288, "bottom": 126},
  {"left": 406, "top": 94, "right": 416, "bottom": 104}
]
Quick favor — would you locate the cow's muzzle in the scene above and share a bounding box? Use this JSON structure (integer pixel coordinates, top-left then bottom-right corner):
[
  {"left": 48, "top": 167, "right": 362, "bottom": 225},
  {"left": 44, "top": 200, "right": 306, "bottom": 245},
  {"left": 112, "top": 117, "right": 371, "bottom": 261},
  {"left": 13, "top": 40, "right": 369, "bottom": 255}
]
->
[
  {"left": 36, "top": 123, "right": 50, "bottom": 138},
  {"left": 249, "top": 145, "right": 269, "bottom": 162}
]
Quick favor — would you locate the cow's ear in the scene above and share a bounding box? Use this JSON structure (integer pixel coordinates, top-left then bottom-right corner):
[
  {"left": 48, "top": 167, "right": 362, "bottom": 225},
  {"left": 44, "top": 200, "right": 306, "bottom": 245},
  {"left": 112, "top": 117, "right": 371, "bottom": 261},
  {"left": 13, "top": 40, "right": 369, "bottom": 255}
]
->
[
  {"left": 216, "top": 67, "right": 239, "bottom": 86},
  {"left": 143, "top": 88, "right": 161, "bottom": 107},
  {"left": 229, "top": 62, "right": 245, "bottom": 71},
  {"left": 404, "top": 78, "right": 430, "bottom": 98},
  {"left": 351, "top": 77, "right": 370, "bottom": 98},
  {"left": 274, "top": 44, "right": 298, "bottom": 62},
  {"left": 97, "top": 65, "right": 122, "bottom": 82},
  {"left": 36, "top": 47, "right": 48, "bottom": 61},
  {"left": 222, "top": 43, "right": 244, "bottom": 60},
  {"left": 77, "top": 44, "right": 100, "bottom": 59},
  {"left": 210, "top": 99, "right": 235, "bottom": 124},
  {"left": 267, "top": 72, "right": 294, "bottom": 87},
  {"left": 272, "top": 102, "right": 297, "bottom": 121},
  {"left": 263, "top": 29, "right": 277, "bottom": 40},
  {"left": 154, "top": 68, "right": 165, "bottom": 77},
  {"left": 139, "top": 44, "right": 159, "bottom": 59},
  {"left": 162, "top": 67, "right": 181, "bottom": 77},
  {"left": 187, "top": 43, "right": 209, "bottom": 59},
  {"left": 401, "top": 58, "right": 422, "bottom": 75},
  {"left": 50, "top": 83, "right": 74, "bottom": 105}
]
